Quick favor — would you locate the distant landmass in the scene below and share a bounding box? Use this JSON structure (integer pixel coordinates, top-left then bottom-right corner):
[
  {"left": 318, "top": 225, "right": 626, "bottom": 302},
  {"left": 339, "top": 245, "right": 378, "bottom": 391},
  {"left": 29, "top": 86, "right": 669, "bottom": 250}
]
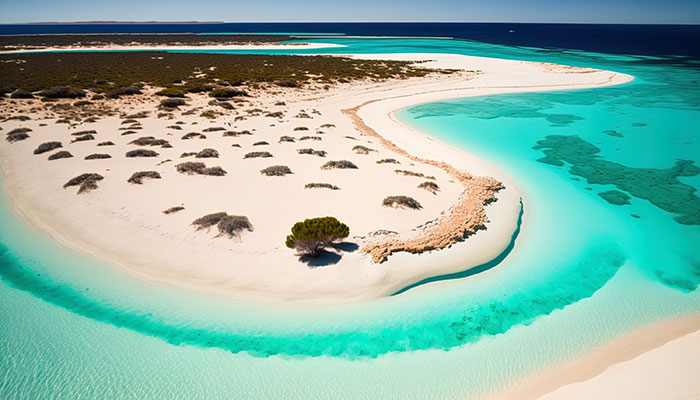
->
[{"left": 11, "top": 21, "right": 225, "bottom": 25}]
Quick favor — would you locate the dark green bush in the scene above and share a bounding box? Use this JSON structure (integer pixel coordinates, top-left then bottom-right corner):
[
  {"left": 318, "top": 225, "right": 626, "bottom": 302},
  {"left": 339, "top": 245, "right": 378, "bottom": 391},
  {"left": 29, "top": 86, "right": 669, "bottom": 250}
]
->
[
  {"left": 244, "top": 151, "right": 273, "bottom": 159},
  {"left": 377, "top": 158, "right": 400, "bottom": 164},
  {"left": 382, "top": 196, "right": 422, "bottom": 210},
  {"left": 38, "top": 86, "right": 86, "bottom": 99},
  {"left": 84, "top": 153, "right": 111, "bottom": 160},
  {"left": 285, "top": 216, "right": 349, "bottom": 257},
  {"left": 305, "top": 183, "right": 340, "bottom": 190},
  {"left": 127, "top": 170, "right": 161, "bottom": 184},
  {"left": 48, "top": 151, "right": 73, "bottom": 160},
  {"left": 126, "top": 149, "right": 159, "bottom": 158},
  {"left": 155, "top": 88, "right": 186, "bottom": 98},
  {"left": 353, "top": 145, "right": 376, "bottom": 155},
  {"left": 278, "top": 135, "right": 295, "bottom": 143},
  {"left": 418, "top": 181, "right": 440, "bottom": 194},
  {"left": 260, "top": 165, "right": 292, "bottom": 176},
  {"left": 196, "top": 148, "right": 219, "bottom": 158},
  {"left": 63, "top": 173, "right": 104, "bottom": 194},
  {"left": 192, "top": 212, "right": 252, "bottom": 238},
  {"left": 321, "top": 160, "right": 357, "bottom": 170},
  {"left": 297, "top": 148, "right": 327, "bottom": 157},
  {"left": 395, "top": 169, "right": 436, "bottom": 180},
  {"left": 160, "top": 98, "right": 186, "bottom": 108},
  {"left": 33, "top": 141, "right": 62, "bottom": 155},
  {"left": 97, "top": 141, "right": 115, "bottom": 146}
]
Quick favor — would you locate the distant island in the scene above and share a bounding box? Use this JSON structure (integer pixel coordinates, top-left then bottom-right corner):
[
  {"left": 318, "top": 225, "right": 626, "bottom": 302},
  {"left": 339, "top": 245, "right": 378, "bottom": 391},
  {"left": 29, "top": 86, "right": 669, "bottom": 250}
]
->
[{"left": 6, "top": 21, "right": 225, "bottom": 25}]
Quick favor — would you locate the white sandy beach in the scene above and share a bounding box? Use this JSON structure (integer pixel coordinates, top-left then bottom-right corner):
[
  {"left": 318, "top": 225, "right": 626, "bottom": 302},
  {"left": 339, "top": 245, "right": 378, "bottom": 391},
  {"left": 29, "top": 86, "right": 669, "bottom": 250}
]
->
[
  {"left": 0, "top": 42, "right": 346, "bottom": 54},
  {"left": 0, "top": 51, "right": 631, "bottom": 304},
  {"left": 487, "top": 314, "right": 700, "bottom": 400}
]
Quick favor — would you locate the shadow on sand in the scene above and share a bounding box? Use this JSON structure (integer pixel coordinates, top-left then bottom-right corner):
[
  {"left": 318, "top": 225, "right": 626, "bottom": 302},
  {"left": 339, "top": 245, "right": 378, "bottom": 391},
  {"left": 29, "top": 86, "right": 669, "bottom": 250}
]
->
[{"left": 299, "top": 241, "right": 359, "bottom": 267}]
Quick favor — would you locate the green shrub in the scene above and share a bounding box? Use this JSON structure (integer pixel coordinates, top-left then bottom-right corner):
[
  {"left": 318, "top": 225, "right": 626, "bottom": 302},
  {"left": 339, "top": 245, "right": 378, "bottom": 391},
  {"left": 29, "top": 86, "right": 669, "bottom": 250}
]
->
[
  {"left": 209, "top": 87, "right": 247, "bottom": 98},
  {"left": 192, "top": 212, "right": 252, "bottom": 238},
  {"left": 278, "top": 135, "right": 295, "bottom": 143},
  {"left": 195, "top": 148, "right": 219, "bottom": 158},
  {"left": 297, "top": 148, "right": 327, "bottom": 157},
  {"left": 382, "top": 196, "right": 422, "bottom": 210},
  {"left": 6, "top": 127, "right": 31, "bottom": 143},
  {"left": 48, "top": 151, "right": 73, "bottom": 160},
  {"left": 11, "top": 90, "right": 34, "bottom": 99},
  {"left": 321, "top": 160, "right": 357, "bottom": 170},
  {"left": 38, "top": 86, "right": 86, "bottom": 99},
  {"left": 126, "top": 149, "right": 159, "bottom": 158},
  {"left": 305, "top": 183, "right": 340, "bottom": 190},
  {"left": 376, "top": 158, "right": 400, "bottom": 164},
  {"left": 244, "top": 151, "right": 273, "bottom": 159},
  {"left": 155, "top": 88, "right": 186, "bottom": 98},
  {"left": 352, "top": 145, "right": 376, "bottom": 155},
  {"left": 162, "top": 206, "right": 185, "bottom": 215},
  {"left": 253, "top": 141, "right": 269, "bottom": 146},
  {"left": 160, "top": 98, "right": 185, "bottom": 108},
  {"left": 127, "top": 171, "right": 161, "bottom": 184},
  {"left": 260, "top": 165, "right": 292, "bottom": 176},
  {"left": 33, "top": 141, "right": 62, "bottom": 155},
  {"left": 84, "top": 153, "right": 111, "bottom": 160},
  {"left": 63, "top": 173, "right": 104, "bottom": 194},
  {"left": 418, "top": 181, "right": 440, "bottom": 194},
  {"left": 285, "top": 216, "right": 349, "bottom": 257},
  {"left": 97, "top": 141, "right": 115, "bottom": 146},
  {"left": 394, "top": 169, "right": 435, "bottom": 180}
]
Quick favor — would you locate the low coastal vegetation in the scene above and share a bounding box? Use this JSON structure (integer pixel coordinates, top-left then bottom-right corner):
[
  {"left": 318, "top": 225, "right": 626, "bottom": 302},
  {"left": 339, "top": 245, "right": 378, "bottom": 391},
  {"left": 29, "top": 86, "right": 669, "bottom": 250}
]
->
[
  {"left": 418, "top": 181, "right": 440, "bottom": 194},
  {"left": 305, "top": 183, "right": 340, "bottom": 190},
  {"left": 48, "top": 151, "right": 73, "bottom": 160},
  {"left": 395, "top": 169, "right": 436, "bottom": 180},
  {"left": 6, "top": 127, "right": 31, "bottom": 143},
  {"left": 192, "top": 212, "right": 253, "bottom": 238},
  {"left": 33, "top": 141, "right": 62, "bottom": 155},
  {"left": 97, "top": 141, "right": 115, "bottom": 146},
  {"left": 127, "top": 171, "right": 162, "bottom": 184},
  {"left": 128, "top": 136, "right": 171, "bottom": 147},
  {"left": 0, "top": 33, "right": 294, "bottom": 51},
  {"left": 195, "top": 148, "right": 219, "bottom": 158},
  {"left": 260, "top": 165, "right": 292, "bottom": 176},
  {"left": 352, "top": 145, "right": 376, "bottom": 154},
  {"left": 321, "top": 160, "right": 358, "bottom": 170},
  {"left": 285, "top": 216, "right": 350, "bottom": 258},
  {"left": 377, "top": 158, "right": 400, "bottom": 164},
  {"left": 297, "top": 148, "right": 327, "bottom": 157},
  {"left": 84, "top": 153, "right": 111, "bottom": 160},
  {"left": 182, "top": 132, "right": 206, "bottom": 140},
  {"left": 126, "top": 149, "right": 159, "bottom": 158},
  {"left": 0, "top": 52, "right": 432, "bottom": 96},
  {"left": 382, "top": 195, "right": 423, "bottom": 210},
  {"left": 244, "top": 151, "right": 273, "bottom": 159},
  {"left": 162, "top": 206, "right": 185, "bottom": 215},
  {"left": 279, "top": 136, "right": 295, "bottom": 143},
  {"left": 63, "top": 173, "right": 104, "bottom": 194},
  {"left": 175, "top": 161, "right": 227, "bottom": 176}
]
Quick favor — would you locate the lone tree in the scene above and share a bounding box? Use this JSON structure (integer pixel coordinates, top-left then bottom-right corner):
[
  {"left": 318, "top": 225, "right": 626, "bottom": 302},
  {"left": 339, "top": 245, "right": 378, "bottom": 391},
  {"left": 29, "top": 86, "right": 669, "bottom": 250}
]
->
[{"left": 285, "top": 216, "right": 350, "bottom": 257}]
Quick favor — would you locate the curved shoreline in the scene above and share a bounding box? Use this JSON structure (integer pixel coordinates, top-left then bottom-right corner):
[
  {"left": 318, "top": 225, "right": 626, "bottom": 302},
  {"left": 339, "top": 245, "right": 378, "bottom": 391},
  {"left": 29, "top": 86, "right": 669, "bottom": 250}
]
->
[
  {"left": 0, "top": 42, "right": 346, "bottom": 54},
  {"left": 0, "top": 52, "right": 631, "bottom": 303}
]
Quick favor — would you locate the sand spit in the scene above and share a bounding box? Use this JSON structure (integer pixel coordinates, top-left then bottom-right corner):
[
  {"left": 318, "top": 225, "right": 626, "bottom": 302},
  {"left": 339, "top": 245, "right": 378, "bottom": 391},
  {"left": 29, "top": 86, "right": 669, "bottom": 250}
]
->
[{"left": 0, "top": 51, "right": 632, "bottom": 302}]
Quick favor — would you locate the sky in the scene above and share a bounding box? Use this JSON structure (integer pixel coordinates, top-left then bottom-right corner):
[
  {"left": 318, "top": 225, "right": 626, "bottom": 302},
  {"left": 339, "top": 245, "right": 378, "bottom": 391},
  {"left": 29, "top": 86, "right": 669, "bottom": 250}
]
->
[{"left": 0, "top": 0, "right": 699, "bottom": 24}]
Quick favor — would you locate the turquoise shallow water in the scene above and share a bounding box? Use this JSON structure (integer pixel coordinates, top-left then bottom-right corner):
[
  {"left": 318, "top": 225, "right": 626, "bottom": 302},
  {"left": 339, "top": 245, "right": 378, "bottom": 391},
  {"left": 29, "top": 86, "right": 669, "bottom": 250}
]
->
[{"left": 1, "top": 38, "right": 700, "bottom": 398}]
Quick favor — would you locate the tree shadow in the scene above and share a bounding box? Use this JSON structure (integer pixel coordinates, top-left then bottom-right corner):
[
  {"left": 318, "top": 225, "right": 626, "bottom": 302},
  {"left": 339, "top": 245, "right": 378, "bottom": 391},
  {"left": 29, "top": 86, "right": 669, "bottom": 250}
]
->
[
  {"left": 299, "top": 250, "right": 342, "bottom": 267},
  {"left": 332, "top": 242, "right": 359, "bottom": 252}
]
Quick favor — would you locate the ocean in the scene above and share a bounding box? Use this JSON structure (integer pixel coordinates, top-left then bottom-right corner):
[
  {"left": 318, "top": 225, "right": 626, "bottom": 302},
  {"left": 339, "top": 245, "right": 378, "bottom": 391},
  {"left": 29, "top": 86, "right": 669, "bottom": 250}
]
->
[{"left": 1, "top": 24, "right": 699, "bottom": 399}]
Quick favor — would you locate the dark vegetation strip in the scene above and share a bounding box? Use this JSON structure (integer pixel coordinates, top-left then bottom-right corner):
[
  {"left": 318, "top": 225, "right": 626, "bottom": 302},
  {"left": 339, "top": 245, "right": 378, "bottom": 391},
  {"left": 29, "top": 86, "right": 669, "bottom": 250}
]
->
[
  {"left": 0, "top": 34, "right": 293, "bottom": 51},
  {"left": 0, "top": 52, "right": 432, "bottom": 94}
]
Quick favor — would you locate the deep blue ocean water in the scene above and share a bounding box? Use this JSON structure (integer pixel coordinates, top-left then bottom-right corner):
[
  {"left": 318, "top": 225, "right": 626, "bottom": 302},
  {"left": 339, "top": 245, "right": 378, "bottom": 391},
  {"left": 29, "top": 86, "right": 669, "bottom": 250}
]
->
[{"left": 2, "top": 22, "right": 700, "bottom": 59}]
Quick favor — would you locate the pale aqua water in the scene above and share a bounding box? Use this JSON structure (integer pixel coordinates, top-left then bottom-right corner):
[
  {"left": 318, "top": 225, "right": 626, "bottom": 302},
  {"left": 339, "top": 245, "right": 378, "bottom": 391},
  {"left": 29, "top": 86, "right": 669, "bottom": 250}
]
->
[{"left": 1, "top": 38, "right": 699, "bottom": 399}]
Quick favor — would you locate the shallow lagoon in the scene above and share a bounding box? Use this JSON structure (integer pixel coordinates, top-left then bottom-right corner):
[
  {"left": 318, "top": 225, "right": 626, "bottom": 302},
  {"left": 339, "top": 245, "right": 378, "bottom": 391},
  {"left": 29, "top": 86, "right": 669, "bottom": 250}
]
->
[{"left": 1, "top": 37, "right": 700, "bottom": 398}]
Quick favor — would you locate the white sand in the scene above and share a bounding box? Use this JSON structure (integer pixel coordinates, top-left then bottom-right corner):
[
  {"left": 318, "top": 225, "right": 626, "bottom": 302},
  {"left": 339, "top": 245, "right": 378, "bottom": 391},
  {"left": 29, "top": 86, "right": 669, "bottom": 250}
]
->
[
  {"left": 0, "top": 51, "right": 632, "bottom": 303},
  {"left": 540, "top": 328, "right": 700, "bottom": 400},
  {"left": 488, "top": 314, "right": 700, "bottom": 400},
  {"left": 0, "top": 42, "right": 345, "bottom": 54}
]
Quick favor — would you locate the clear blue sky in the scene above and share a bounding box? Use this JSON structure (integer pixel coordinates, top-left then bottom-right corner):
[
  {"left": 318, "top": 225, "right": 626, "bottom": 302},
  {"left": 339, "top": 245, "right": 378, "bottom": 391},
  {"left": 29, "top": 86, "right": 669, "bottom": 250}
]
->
[{"left": 1, "top": 0, "right": 699, "bottom": 24}]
